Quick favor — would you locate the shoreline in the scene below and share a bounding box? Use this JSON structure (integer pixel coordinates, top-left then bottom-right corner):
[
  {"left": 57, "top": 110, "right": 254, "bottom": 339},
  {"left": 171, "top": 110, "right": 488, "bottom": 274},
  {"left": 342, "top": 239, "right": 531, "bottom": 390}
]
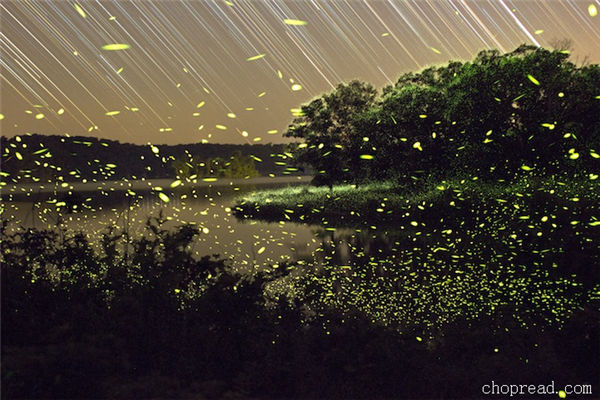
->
[{"left": 1, "top": 175, "right": 311, "bottom": 198}]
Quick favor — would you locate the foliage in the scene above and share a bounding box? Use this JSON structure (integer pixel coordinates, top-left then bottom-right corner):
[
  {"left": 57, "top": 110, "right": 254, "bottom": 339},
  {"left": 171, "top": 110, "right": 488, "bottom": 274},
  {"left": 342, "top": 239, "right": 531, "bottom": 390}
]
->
[
  {"left": 286, "top": 45, "right": 600, "bottom": 185},
  {"left": 285, "top": 80, "right": 378, "bottom": 187},
  {"left": 171, "top": 150, "right": 259, "bottom": 179}
]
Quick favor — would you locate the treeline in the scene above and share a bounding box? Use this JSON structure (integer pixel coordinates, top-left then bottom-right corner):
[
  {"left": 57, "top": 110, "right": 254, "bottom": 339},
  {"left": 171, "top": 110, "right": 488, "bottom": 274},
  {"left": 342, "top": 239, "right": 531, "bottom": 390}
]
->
[
  {"left": 0, "top": 134, "right": 299, "bottom": 183},
  {"left": 286, "top": 45, "right": 600, "bottom": 187}
]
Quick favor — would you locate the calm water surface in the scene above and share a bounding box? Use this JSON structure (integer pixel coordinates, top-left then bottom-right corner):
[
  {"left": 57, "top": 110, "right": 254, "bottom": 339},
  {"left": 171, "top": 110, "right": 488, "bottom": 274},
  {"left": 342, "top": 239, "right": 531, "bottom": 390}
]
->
[{"left": 1, "top": 176, "right": 321, "bottom": 271}]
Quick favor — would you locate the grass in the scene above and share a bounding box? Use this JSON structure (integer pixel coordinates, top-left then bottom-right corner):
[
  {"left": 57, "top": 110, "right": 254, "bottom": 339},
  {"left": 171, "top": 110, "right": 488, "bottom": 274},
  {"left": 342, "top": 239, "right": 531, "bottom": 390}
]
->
[{"left": 233, "top": 173, "right": 600, "bottom": 229}]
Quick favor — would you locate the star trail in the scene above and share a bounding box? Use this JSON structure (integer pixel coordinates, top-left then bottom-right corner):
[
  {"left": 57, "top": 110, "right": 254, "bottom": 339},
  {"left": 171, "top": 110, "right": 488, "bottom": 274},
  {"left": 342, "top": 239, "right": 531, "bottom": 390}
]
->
[{"left": 1, "top": 0, "right": 599, "bottom": 145}]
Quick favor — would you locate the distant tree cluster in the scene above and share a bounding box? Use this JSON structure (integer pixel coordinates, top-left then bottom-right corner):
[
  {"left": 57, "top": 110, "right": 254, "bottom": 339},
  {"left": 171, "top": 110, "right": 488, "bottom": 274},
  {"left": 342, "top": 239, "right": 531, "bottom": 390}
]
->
[
  {"left": 285, "top": 45, "right": 600, "bottom": 187},
  {"left": 171, "top": 150, "right": 259, "bottom": 180}
]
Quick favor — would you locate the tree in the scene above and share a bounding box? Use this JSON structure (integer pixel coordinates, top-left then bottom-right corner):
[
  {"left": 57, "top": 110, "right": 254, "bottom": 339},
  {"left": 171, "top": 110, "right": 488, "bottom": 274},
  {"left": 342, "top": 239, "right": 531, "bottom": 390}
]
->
[
  {"left": 286, "top": 45, "right": 600, "bottom": 186},
  {"left": 222, "top": 151, "right": 259, "bottom": 178},
  {"left": 285, "top": 80, "right": 377, "bottom": 187}
]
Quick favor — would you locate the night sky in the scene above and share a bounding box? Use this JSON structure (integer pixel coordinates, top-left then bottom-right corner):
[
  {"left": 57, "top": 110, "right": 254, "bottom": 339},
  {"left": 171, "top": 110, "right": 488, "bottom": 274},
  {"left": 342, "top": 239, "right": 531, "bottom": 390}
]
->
[{"left": 1, "top": 0, "right": 599, "bottom": 145}]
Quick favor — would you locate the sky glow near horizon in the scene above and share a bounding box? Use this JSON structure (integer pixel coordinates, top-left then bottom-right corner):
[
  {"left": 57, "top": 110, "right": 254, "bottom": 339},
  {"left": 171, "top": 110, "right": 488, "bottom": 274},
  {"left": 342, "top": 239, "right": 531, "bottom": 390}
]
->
[{"left": 1, "top": 0, "right": 599, "bottom": 145}]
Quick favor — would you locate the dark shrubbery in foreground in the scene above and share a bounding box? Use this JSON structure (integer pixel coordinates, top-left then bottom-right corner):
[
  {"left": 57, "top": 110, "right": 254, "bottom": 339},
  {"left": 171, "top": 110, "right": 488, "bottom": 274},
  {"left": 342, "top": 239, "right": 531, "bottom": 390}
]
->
[{"left": 2, "top": 216, "right": 598, "bottom": 399}]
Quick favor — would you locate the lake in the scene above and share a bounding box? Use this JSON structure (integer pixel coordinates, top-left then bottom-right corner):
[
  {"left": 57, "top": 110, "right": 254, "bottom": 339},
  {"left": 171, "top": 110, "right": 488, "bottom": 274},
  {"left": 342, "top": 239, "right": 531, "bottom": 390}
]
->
[{"left": 1, "top": 176, "right": 322, "bottom": 272}]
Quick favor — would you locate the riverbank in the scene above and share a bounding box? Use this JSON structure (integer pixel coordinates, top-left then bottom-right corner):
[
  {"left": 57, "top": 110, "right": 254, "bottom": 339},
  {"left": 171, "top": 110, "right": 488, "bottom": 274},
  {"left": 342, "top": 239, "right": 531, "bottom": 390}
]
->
[{"left": 234, "top": 175, "right": 600, "bottom": 230}]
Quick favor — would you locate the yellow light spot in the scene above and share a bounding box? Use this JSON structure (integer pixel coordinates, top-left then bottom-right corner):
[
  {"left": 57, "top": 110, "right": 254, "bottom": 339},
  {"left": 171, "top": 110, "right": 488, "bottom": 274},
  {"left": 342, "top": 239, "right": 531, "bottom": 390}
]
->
[
  {"left": 277, "top": 70, "right": 283, "bottom": 79},
  {"left": 57, "top": 108, "right": 64, "bottom": 115},
  {"left": 267, "top": 129, "right": 278, "bottom": 134},
  {"left": 430, "top": 47, "right": 441, "bottom": 54},
  {"left": 117, "top": 67, "right": 123, "bottom": 74},
  {"left": 74, "top": 2, "right": 87, "bottom": 18},
  {"left": 589, "top": 4, "right": 598, "bottom": 17},
  {"left": 101, "top": 43, "right": 130, "bottom": 51},
  {"left": 527, "top": 74, "right": 540, "bottom": 85},
  {"left": 0, "top": 114, "right": 4, "bottom": 120},
  {"left": 413, "top": 141, "right": 422, "bottom": 151},
  {"left": 202, "top": 177, "right": 218, "bottom": 182},
  {"left": 227, "top": 112, "right": 236, "bottom": 119},
  {"left": 15, "top": 152, "right": 23, "bottom": 160},
  {"left": 158, "top": 192, "right": 170, "bottom": 203},
  {"left": 284, "top": 19, "right": 307, "bottom": 26},
  {"left": 257, "top": 246, "right": 266, "bottom": 254},
  {"left": 381, "top": 32, "right": 390, "bottom": 37},
  {"left": 170, "top": 180, "right": 182, "bottom": 188},
  {"left": 291, "top": 84, "right": 302, "bottom": 91},
  {"left": 216, "top": 124, "right": 227, "bottom": 130},
  {"left": 246, "top": 53, "right": 266, "bottom": 61},
  {"left": 541, "top": 123, "right": 555, "bottom": 130},
  {"left": 202, "top": 227, "right": 210, "bottom": 234},
  {"left": 534, "top": 29, "right": 544, "bottom": 34},
  {"left": 242, "top": 131, "right": 249, "bottom": 137},
  {"left": 35, "top": 113, "right": 44, "bottom": 120},
  {"left": 558, "top": 390, "right": 567, "bottom": 398},
  {"left": 416, "top": 336, "right": 423, "bottom": 342},
  {"left": 197, "top": 101, "right": 205, "bottom": 108},
  {"left": 360, "top": 154, "right": 374, "bottom": 160},
  {"left": 105, "top": 110, "right": 120, "bottom": 116},
  {"left": 109, "top": 16, "right": 116, "bottom": 21},
  {"left": 258, "top": 92, "right": 266, "bottom": 97},
  {"left": 130, "top": 107, "right": 139, "bottom": 112}
]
